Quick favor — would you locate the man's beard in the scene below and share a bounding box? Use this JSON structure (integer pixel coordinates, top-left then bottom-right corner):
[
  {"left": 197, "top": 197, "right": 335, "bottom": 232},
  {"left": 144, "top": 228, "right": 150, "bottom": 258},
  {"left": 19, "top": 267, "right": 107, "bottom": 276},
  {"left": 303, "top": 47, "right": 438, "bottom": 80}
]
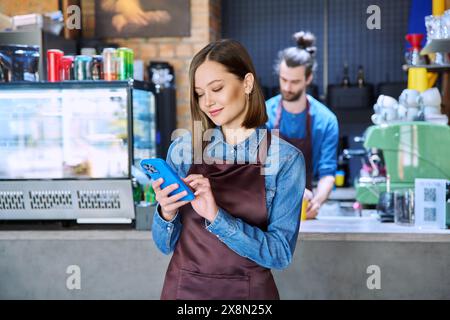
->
[{"left": 281, "top": 89, "right": 303, "bottom": 102}]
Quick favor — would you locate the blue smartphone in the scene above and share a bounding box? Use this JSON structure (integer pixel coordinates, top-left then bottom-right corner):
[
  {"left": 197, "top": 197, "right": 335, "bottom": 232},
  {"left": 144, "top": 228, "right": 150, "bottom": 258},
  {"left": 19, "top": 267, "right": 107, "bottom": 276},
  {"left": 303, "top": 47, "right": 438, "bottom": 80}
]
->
[{"left": 140, "top": 158, "right": 195, "bottom": 202}]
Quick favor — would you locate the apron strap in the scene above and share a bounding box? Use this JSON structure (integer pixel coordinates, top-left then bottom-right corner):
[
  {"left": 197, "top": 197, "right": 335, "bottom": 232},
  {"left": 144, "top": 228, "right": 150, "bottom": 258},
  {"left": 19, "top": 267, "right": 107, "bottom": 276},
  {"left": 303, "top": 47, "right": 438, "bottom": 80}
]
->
[
  {"left": 256, "top": 130, "right": 272, "bottom": 165},
  {"left": 274, "top": 98, "right": 283, "bottom": 129},
  {"left": 304, "top": 99, "right": 312, "bottom": 139}
]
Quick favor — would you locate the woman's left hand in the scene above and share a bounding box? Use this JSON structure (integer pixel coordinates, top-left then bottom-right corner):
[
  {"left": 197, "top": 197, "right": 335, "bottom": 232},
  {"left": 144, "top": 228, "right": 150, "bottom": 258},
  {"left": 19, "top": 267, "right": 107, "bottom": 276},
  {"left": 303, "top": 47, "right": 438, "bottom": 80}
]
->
[{"left": 183, "top": 174, "right": 219, "bottom": 222}]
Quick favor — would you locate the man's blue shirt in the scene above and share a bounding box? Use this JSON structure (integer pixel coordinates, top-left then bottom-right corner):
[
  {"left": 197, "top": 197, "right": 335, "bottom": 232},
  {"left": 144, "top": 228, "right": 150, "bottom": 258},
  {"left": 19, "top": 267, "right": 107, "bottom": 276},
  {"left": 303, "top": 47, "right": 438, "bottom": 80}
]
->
[{"left": 265, "top": 94, "right": 339, "bottom": 180}]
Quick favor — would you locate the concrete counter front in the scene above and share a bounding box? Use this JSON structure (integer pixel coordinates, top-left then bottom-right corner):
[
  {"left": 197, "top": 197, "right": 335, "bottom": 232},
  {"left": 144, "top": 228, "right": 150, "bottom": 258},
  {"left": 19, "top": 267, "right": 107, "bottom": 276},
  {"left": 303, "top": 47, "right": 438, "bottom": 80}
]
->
[{"left": 1, "top": 217, "right": 450, "bottom": 299}]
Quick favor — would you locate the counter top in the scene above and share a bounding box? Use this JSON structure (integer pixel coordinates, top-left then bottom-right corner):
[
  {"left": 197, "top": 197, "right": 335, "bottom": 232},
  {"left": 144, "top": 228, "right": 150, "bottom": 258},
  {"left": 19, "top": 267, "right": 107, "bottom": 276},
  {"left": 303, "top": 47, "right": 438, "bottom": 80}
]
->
[
  {"left": 0, "top": 229, "right": 151, "bottom": 241},
  {"left": 1, "top": 215, "right": 449, "bottom": 242},
  {"left": 300, "top": 216, "right": 450, "bottom": 242}
]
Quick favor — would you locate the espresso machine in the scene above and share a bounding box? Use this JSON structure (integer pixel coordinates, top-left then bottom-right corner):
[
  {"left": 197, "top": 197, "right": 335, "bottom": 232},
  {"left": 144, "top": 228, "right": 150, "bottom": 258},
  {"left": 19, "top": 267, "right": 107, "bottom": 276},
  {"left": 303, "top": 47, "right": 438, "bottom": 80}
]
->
[{"left": 355, "top": 122, "right": 450, "bottom": 205}]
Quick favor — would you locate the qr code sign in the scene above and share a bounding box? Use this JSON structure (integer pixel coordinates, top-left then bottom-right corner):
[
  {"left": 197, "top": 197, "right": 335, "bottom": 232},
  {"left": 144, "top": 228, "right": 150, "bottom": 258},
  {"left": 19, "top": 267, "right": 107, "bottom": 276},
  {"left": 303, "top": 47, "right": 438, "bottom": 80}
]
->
[
  {"left": 424, "top": 187, "right": 436, "bottom": 202},
  {"left": 424, "top": 207, "right": 437, "bottom": 222}
]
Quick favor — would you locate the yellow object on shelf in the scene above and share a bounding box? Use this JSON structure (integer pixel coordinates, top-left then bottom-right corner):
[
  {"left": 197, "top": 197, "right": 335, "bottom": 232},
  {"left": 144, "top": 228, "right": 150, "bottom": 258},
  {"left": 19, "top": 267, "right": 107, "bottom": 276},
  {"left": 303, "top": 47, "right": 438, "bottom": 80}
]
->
[
  {"left": 432, "top": 0, "right": 446, "bottom": 16},
  {"left": 301, "top": 199, "right": 308, "bottom": 221},
  {"left": 407, "top": 67, "right": 438, "bottom": 92}
]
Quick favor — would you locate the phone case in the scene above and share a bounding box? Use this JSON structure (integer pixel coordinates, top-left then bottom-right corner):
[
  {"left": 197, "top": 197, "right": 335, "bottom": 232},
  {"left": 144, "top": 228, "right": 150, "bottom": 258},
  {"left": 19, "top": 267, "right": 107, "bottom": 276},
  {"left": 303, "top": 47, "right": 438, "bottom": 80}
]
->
[{"left": 140, "top": 158, "right": 195, "bottom": 202}]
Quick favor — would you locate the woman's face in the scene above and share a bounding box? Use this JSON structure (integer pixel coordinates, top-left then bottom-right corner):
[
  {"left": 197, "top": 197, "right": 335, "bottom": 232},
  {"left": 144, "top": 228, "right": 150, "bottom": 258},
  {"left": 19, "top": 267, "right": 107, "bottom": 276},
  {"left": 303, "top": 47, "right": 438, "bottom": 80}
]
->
[{"left": 194, "top": 60, "right": 248, "bottom": 129}]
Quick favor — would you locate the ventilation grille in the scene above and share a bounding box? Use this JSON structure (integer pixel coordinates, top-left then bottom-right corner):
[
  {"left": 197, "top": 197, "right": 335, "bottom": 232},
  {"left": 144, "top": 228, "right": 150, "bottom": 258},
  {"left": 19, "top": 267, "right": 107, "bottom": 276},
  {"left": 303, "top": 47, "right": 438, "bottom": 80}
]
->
[
  {"left": 77, "top": 190, "right": 121, "bottom": 209},
  {"left": 0, "top": 192, "right": 25, "bottom": 210},
  {"left": 29, "top": 191, "right": 73, "bottom": 210}
]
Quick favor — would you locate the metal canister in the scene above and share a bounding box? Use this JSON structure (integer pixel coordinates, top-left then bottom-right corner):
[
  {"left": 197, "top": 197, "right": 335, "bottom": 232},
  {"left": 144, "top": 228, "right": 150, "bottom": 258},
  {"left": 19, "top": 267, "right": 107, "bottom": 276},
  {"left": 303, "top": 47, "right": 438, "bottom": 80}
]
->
[
  {"left": 116, "top": 55, "right": 126, "bottom": 80},
  {"left": 61, "top": 55, "right": 74, "bottom": 81},
  {"left": 47, "top": 49, "right": 64, "bottom": 82},
  {"left": 125, "top": 48, "right": 134, "bottom": 79},
  {"left": 91, "top": 55, "right": 103, "bottom": 80},
  {"left": 117, "top": 47, "right": 134, "bottom": 79},
  {"left": 102, "top": 48, "right": 117, "bottom": 81},
  {"left": 74, "top": 55, "right": 93, "bottom": 80},
  {"left": 116, "top": 48, "right": 127, "bottom": 80}
]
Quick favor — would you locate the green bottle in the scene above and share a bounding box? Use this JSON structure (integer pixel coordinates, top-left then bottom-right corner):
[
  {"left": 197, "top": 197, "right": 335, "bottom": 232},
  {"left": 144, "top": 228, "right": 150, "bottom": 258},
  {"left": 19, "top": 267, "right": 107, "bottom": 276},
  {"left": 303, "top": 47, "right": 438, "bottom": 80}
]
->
[
  {"left": 132, "top": 178, "right": 142, "bottom": 204},
  {"left": 144, "top": 184, "right": 156, "bottom": 205}
]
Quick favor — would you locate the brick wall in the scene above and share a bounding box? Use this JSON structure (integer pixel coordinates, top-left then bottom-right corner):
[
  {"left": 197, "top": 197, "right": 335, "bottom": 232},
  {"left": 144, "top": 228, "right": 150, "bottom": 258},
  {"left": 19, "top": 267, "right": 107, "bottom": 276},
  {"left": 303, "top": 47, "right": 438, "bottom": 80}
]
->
[
  {"left": 0, "top": 0, "right": 58, "bottom": 16},
  {"left": 80, "top": 0, "right": 221, "bottom": 129},
  {"left": 0, "top": 0, "right": 221, "bottom": 130}
]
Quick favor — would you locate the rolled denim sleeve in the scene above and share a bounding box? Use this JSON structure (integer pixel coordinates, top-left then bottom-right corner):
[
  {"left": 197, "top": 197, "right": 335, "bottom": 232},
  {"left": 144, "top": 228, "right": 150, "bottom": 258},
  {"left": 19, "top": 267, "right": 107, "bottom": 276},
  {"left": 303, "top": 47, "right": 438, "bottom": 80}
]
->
[
  {"left": 151, "top": 135, "right": 189, "bottom": 254},
  {"left": 205, "top": 208, "right": 238, "bottom": 238},
  {"left": 317, "top": 116, "right": 339, "bottom": 179},
  {"left": 206, "top": 150, "right": 305, "bottom": 270}
]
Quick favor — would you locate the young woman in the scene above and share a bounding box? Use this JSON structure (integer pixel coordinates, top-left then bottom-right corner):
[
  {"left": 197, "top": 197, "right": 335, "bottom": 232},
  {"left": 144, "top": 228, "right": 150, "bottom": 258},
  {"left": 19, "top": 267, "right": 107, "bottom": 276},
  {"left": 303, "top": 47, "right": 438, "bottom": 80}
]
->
[{"left": 152, "top": 39, "right": 305, "bottom": 300}]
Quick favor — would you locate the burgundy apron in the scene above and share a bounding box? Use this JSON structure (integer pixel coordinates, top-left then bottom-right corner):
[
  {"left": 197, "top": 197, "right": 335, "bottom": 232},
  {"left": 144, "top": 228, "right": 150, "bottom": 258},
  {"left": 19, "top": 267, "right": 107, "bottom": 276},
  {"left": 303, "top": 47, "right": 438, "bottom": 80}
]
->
[
  {"left": 274, "top": 98, "right": 313, "bottom": 190},
  {"left": 161, "top": 132, "right": 279, "bottom": 300}
]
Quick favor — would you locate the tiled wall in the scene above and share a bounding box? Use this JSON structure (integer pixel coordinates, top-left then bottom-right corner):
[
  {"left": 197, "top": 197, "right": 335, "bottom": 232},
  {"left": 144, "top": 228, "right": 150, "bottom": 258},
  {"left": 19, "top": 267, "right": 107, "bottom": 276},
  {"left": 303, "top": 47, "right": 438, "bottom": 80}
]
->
[
  {"left": 223, "top": 0, "right": 411, "bottom": 97},
  {"left": 327, "top": 0, "right": 410, "bottom": 89},
  {"left": 223, "top": 0, "right": 325, "bottom": 96}
]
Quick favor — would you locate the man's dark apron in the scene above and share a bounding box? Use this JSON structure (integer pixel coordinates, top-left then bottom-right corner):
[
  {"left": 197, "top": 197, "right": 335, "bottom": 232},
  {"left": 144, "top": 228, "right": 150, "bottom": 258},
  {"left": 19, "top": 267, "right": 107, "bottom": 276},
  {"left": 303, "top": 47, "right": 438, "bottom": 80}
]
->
[
  {"left": 274, "top": 98, "right": 313, "bottom": 190},
  {"left": 160, "top": 132, "right": 279, "bottom": 300}
]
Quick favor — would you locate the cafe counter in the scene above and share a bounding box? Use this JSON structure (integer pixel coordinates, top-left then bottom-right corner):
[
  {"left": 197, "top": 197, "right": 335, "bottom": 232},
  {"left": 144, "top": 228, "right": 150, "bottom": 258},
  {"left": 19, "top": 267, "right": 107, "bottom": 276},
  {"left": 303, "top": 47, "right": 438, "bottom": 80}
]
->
[{"left": 1, "top": 212, "right": 450, "bottom": 299}]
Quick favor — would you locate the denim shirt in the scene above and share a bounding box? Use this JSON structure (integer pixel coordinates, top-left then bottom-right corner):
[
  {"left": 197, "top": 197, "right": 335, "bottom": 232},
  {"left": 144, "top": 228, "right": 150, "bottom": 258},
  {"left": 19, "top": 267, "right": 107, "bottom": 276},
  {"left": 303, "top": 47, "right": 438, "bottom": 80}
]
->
[{"left": 152, "top": 126, "right": 306, "bottom": 270}]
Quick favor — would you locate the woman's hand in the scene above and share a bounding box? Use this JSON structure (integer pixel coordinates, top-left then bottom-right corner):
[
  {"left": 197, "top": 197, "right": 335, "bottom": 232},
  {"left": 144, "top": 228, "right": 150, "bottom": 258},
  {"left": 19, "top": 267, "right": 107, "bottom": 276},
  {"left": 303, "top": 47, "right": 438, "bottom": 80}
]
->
[
  {"left": 183, "top": 174, "right": 219, "bottom": 222},
  {"left": 152, "top": 178, "right": 189, "bottom": 221}
]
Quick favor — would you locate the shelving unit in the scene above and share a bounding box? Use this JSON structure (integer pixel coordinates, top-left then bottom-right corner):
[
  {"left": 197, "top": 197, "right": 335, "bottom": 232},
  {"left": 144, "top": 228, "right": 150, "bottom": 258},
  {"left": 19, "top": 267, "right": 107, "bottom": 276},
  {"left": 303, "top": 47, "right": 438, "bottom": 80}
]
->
[
  {"left": 403, "top": 38, "right": 450, "bottom": 124},
  {"left": 403, "top": 64, "right": 450, "bottom": 72},
  {"left": 420, "top": 38, "right": 450, "bottom": 55}
]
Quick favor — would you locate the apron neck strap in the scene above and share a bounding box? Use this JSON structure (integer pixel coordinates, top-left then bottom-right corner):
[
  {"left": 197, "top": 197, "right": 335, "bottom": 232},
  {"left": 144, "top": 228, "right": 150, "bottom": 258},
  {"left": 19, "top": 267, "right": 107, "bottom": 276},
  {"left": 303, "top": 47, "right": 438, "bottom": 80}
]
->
[
  {"left": 257, "top": 130, "right": 272, "bottom": 165},
  {"left": 274, "top": 96, "right": 311, "bottom": 130}
]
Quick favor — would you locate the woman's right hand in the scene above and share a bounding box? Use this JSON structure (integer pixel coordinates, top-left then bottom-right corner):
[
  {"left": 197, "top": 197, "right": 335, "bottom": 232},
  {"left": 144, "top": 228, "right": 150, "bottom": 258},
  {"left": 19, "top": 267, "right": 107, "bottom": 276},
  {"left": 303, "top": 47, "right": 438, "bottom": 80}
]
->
[{"left": 152, "top": 178, "right": 190, "bottom": 221}]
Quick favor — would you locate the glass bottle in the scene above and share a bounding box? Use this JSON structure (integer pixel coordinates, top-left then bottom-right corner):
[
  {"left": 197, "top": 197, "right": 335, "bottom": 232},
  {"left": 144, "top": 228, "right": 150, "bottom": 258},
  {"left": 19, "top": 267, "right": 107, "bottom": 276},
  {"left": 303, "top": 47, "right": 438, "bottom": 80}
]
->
[
  {"left": 357, "top": 65, "right": 365, "bottom": 88},
  {"left": 341, "top": 62, "right": 350, "bottom": 87},
  {"left": 132, "top": 178, "right": 143, "bottom": 204}
]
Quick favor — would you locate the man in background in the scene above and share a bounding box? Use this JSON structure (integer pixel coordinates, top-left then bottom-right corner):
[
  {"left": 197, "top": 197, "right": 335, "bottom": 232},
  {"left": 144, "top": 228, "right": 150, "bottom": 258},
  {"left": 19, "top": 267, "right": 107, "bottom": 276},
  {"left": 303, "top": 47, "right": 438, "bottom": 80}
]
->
[{"left": 266, "top": 31, "right": 339, "bottom": 219}]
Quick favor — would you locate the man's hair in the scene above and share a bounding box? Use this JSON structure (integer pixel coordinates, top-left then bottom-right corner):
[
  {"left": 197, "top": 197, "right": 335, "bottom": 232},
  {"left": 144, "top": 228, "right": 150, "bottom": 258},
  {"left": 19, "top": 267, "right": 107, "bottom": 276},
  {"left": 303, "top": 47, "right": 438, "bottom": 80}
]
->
[{"left": 274, "top": 31, "right": 318, "bottom": 77}]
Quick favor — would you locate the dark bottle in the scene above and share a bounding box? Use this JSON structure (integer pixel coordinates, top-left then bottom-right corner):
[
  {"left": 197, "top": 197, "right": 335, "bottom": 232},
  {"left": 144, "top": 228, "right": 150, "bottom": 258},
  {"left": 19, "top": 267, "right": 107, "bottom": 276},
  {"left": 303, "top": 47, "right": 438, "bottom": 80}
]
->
[
  {"left": 341, "top": 62, "right": 350, "bottom": 87},
  {"left": 132, "top": 178, "right": 143, "bottom": 204},
  {"left": 357, "top": 65, "right": 365, "bottom": 88}
]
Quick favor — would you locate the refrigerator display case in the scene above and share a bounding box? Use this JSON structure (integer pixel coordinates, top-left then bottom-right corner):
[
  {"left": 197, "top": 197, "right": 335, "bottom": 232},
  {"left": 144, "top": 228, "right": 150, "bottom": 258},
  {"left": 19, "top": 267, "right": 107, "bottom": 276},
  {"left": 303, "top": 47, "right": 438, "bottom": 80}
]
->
[{"left": 0, "top": 80, "right": 156, "bottom": 221}]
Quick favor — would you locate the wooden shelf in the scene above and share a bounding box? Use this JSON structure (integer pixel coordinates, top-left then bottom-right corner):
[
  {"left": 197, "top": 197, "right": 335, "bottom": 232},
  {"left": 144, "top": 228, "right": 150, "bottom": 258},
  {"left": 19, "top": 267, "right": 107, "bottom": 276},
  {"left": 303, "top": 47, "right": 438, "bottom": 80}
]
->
[
  {"left": 403, "top": 38, "right": 450, "bottom": 125},
  {"left": 421, "top": 38, "right": 450, "bottom": 55},
  {"left": 403, "top": 64, "right": 450, "bottom": 72}
]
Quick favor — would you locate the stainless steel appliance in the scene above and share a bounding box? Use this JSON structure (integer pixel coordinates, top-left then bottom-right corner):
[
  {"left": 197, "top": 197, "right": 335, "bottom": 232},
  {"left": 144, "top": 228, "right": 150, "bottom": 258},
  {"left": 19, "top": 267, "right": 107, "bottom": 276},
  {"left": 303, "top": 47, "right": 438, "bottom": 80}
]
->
[{"left": 147, "top": 61, "right": 177, "bottom": 159}]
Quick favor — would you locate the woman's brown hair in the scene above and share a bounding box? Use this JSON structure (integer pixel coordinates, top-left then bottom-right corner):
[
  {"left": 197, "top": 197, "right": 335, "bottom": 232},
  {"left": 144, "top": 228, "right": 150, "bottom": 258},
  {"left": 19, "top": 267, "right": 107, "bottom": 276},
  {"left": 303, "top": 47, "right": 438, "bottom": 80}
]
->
[{"left": 189, "top": 39, "right": 268, "bottom": 163}]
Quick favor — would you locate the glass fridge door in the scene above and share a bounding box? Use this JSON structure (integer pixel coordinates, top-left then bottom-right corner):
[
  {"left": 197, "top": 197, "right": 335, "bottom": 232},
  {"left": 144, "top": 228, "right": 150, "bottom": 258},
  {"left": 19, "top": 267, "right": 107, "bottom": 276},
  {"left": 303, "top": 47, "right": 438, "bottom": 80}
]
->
[
  {"left": 133, "top": 86, "right": 156, "bottom": 166},
  {"left": 0, "top": 85, "right": 130, "bottom": 179}
]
